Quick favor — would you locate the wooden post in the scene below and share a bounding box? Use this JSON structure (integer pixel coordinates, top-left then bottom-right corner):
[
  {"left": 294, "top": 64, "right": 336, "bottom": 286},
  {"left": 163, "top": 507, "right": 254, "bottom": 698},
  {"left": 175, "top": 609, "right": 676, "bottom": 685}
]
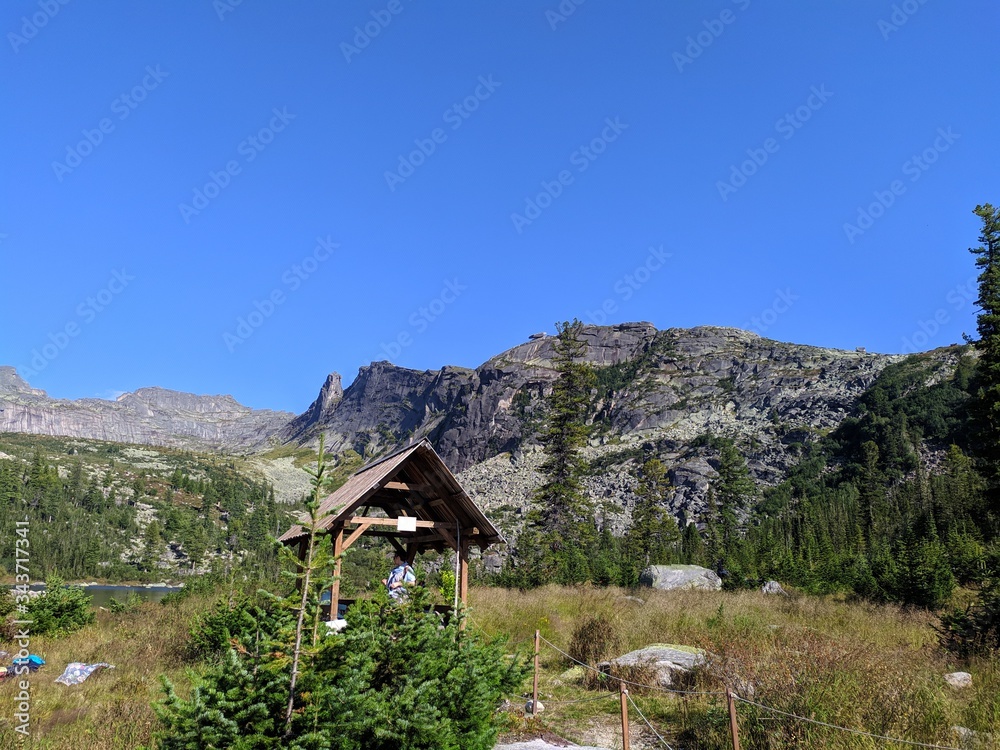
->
[
  {"left": 457, "top": 540, "right": 470, "bottom": 631},
  {"left": 726, "top": 687, "right": 741, "bottom": 750},
  {"left": 619, "top": 682, "right": 630, "bottom": 750},
  {"left": 531, "top": 629, "right": 540, "bottom": 718},
  {"left": 458, "top": 539, "right": 469, "bottom": 603},
  {"left": 329, "top": 527, "right": 343, "bottom": 620}
]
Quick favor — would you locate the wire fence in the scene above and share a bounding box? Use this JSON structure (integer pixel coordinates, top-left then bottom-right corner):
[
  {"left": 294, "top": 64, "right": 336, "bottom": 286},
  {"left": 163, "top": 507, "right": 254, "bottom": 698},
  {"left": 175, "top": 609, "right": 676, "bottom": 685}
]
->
[{"left": 533, "top": 633, "right": 967, "bottom": 750}]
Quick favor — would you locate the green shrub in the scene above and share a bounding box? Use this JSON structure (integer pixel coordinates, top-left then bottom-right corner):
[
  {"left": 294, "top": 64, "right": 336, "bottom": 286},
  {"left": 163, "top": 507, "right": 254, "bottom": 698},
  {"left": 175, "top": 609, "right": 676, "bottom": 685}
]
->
[
  {"left": 187, "top": 594, "right": 283, "bottom": 661},
  {"left": 940, "top": 577, "right": 1000, "bottom": 657},
  {"left": 155, "top": 588, "right": 529, "bottom": 749},
  {"left": 160, "top": 574, "right": 222, "bottom": 606},
  {"left": 24, "top": 577, "right": 94, "bottom": 636},
  {"left": 0, "top": 587, "right": 14, "bottom": 619},
  {"left": 440, "top": 569, "right": 456, "bottom": 601},
  {"left": 108, "top": 591, "right": 143, "bottom": 614},
  {"left": 569, "top": 614, "right": 621, "bottom": 689}
]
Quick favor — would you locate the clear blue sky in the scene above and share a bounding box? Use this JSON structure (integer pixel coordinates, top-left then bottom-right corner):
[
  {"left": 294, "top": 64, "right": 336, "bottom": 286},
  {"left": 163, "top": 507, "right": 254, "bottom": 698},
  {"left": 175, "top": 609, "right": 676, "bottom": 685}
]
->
[{"left": 1, "top": 1, "right": 996, "bottom": 412}]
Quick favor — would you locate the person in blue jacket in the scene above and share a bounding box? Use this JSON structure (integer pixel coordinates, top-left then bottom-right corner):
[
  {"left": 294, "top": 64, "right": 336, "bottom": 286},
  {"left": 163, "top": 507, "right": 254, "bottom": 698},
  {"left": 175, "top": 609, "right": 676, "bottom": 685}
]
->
[{"left": 382, "top": 553, "right": 415, "bottom": 601}]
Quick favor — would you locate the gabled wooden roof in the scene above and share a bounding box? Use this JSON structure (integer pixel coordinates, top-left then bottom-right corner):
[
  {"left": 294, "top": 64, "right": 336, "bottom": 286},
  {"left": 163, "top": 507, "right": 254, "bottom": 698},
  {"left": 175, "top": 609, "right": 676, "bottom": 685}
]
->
[{"left": 277, "top": 438, "right": 502, "bottom": 552}]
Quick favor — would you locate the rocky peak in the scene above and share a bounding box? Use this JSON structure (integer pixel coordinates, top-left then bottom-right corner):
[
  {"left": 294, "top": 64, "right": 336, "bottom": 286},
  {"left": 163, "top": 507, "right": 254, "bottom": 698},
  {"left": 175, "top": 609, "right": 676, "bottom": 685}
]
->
[
  {"left": 119, "top": 387, "right": 248, "bottom": 414},
  {"left": 0, "top": 367, "right": 45, "bottom": 396},
  {"left": 0, "top": 373, "right": 294, "bottom": 452}
]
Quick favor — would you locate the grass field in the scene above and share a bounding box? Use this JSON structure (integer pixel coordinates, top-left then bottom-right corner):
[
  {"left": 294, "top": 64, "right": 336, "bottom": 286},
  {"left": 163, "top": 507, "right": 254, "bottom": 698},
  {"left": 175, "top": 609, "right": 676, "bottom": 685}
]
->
[{"left": 1, "top": 586, "right": 997, "bottom": 749}]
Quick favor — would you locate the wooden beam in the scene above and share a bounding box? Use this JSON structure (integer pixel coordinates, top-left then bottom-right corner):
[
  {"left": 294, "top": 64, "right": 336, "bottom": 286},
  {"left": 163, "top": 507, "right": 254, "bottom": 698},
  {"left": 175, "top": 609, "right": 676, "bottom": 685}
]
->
[
  {"left": 436, "top": 525, "right": 458, "bottom": 552},
  {"left": 361, "top": 531, "right": 448, "bottom": 546},
  {"left": 341, "top": 519, "right": 376, "bottom": 552},
  {"left": 347, "top": 516, "right": 442, "bottom": 529},
  {"left": 383, "top": 481, "right": 431, "bottom": 493},
  {"left": 387, "top": 536, "right": 407, "bottom": 557},
  {"left": 330, "top": 527, "right": 343, "bottom": 620}
]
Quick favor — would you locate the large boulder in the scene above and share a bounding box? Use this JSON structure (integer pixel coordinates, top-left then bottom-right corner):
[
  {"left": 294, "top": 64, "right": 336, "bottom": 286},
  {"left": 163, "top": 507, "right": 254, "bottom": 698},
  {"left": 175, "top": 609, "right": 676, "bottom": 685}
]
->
[
  {"left": 599, "top": 644, "right": 706, "bottom": 687},
  {"left": 945, "top": 671, "right": 973, "bottom": 689},
  {"left": 761, "top": 580, "right": 788, "bottom": 595},
  {"left": 639, "top": 564, "right": 721, "bottom": 591}
]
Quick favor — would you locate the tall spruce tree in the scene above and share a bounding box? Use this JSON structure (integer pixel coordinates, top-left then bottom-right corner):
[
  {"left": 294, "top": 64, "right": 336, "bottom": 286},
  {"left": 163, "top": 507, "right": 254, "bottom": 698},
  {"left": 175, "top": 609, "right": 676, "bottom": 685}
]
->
[
  {"left": 623, "top": 458, "right": 681, "bottom": 582},
  {"left": 512, "top": 319, "right": 597, "bottom": 584},
  {"left": 713, "top": 439, "right": 756, "bottom": 552},
  {"left": 970, "top": 203, "right": 1000, "bottom": 490}
]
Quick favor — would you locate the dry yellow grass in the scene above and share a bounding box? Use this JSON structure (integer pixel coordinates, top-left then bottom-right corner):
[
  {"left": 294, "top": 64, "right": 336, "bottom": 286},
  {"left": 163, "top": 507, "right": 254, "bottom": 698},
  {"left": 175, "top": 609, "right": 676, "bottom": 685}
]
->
[
  {"left": 0, "top": 597, "right": 204, "bottom": 750},
  {"left": 470, "top": 586, "right": 1000, "bottom": 749},
  {"left": 0, "top": 586, "right": 996, "bottom": 749}
]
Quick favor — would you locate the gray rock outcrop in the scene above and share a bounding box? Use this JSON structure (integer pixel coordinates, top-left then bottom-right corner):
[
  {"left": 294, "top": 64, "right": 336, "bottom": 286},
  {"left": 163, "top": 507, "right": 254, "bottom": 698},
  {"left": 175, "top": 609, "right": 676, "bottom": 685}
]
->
[
  {"left": 0, "top": 367, "right": 293, "bottom": 452},
  {"left": 600, "top": 644, "right": 706, "bottom": 687},
  {"left": 2, "top": 323, "right": 937, "bottom": 528},
  {"left": 639, "top": 565, "right": 722, "bottom": 591},
  {"left": 944, "top": 671, "right": 973, "bottom": 689}
]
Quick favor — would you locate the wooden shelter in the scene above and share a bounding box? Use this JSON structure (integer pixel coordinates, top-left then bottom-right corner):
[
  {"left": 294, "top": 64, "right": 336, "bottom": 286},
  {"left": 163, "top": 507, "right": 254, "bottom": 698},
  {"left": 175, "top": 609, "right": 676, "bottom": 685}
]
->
[{"left": 277, "top": 438, "right": 503, "bottom": 616}]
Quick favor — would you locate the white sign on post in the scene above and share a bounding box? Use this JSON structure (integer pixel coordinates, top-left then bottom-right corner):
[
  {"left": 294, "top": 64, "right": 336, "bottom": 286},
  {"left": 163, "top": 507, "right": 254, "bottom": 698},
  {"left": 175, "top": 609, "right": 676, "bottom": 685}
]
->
[{"left": 397, "top": 516, "right": 417, "bottom": 532}]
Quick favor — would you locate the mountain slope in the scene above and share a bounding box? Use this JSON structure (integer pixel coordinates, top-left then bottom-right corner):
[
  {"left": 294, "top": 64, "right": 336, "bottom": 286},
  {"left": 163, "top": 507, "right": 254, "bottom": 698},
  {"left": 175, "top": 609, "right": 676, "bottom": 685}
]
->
[
  {"left": 0, "top": 366, "right": 293, "bottom": 452},
  {"left": 1, "top": 323, "right": 912, "bottom": 522}
]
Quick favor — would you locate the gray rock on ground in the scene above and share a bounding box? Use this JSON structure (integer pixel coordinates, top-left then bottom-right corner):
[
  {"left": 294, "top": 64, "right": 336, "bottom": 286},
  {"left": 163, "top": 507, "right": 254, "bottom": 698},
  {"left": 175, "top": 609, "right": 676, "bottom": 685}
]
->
[
  {"left": 600, "top": 644, "right": 706, "bottom": 687},
  {"left": 524, "top": 699, "right": 544, "bottom": 715},
  {"left": 944, "top": 671, "right": 973, "bottom": 688},
  {"left": 639, "top": 564, "right": 721, "bottom": 591},
  {"left": 761, "top": 580, "right": 787, "bottom": 595}
]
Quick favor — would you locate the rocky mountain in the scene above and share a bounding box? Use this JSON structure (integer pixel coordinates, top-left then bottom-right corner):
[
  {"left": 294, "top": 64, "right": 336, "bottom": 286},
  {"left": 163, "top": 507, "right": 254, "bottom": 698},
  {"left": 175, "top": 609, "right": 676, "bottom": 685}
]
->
[
  {"left": 0, "top": 366, "right": 293, "bottom": 452},
  {"left": 0, "top": 323, "right": 912, "bottom": 524},
  {"left": 284, "top": 323, "right": 905, "bottom": 525}
]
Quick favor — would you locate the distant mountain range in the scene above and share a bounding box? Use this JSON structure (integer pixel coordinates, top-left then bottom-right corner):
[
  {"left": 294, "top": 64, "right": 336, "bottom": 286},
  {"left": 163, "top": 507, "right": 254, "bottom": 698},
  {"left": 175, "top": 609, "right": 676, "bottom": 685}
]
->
[{"left": 2, "top": 323, "right": 926, "bottom": 522}]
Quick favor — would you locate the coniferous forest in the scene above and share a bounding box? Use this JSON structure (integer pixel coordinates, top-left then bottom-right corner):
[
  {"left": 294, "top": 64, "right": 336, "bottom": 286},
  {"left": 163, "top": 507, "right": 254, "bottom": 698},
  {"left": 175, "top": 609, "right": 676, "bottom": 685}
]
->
[
  {"left": 501, "top": 204, "right": 1000, "bottom": 632},
  {"left": 0, "top": 437, "right": 282, "bottom": 582}
]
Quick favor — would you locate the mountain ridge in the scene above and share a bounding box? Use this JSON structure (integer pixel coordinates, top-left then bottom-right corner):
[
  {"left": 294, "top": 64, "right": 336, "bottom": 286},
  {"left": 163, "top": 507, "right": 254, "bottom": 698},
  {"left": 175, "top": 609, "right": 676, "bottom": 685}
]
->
[{"left": 2, "top": 322, "right": 947, "bottom": 534}]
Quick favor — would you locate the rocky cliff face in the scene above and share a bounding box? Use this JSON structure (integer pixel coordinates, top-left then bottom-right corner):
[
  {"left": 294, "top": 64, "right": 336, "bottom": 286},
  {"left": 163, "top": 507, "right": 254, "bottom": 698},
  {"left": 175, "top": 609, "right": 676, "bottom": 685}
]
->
[
  {"left": 0, "top": 367, "right": 294, "bottom": 452},
  {"left": 278, "top": 323, "right": 906, "bottom": 527},
  {"left": 0, "top": 323, "right": 910, "bottom": 524}
]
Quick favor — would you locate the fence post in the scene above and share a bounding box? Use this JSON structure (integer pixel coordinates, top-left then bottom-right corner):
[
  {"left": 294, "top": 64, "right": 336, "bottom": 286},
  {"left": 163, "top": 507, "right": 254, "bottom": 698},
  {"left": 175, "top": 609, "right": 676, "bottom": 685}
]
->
[
  {"left": 531, "top": 629, "right": 540, "bottom": 718},
  {"left": 620, "top": 681, "right": 630, "bottom": 750},
  {"left": 726, "top": 687, "right": 741, "bottom": 750}
]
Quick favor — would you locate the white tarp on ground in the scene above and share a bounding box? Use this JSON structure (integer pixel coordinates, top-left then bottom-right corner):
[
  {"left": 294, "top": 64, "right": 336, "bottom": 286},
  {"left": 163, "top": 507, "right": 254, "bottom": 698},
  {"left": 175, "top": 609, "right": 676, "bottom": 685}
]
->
[{"left": 495, "top": 742, "right": 610, "bottom": 750}]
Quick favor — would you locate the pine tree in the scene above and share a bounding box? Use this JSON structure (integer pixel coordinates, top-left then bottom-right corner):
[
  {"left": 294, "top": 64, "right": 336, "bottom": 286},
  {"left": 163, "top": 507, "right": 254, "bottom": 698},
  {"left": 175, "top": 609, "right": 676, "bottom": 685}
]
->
[
  {"left": 969, "top": 203, "right": 1000, "bottom": 489},
  {"left": 513, "top": 319, "right": 597, "bottom": 584},
  {"left": 713, "top": 439, "right": 756, "bottom": 552},
  {"left": 623, "top": 458, "right": 680, "bottom": 582}
]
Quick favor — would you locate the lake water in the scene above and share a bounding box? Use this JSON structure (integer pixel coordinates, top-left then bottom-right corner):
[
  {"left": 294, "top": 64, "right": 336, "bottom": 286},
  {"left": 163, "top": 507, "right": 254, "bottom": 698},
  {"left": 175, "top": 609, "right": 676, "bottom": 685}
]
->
[
  {"left": 11, "top": 583, "right": 182, "bottom": 608},
  {"left": 84, "top": 585, "right": 181, "bottom": 608}
]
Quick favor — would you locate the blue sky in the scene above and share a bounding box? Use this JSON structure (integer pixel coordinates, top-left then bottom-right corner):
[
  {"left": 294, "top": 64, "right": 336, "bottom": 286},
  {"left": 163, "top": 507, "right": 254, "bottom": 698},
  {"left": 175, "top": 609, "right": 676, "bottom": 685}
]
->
[{"left": 1, "top": 1, "right": 996, "bottom": 413}]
